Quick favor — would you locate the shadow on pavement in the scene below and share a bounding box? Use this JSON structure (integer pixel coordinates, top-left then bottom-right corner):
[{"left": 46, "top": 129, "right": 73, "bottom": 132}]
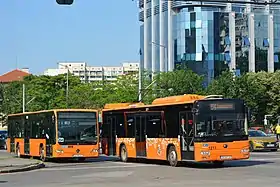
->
[
  {"left": 0, "top": 181, "right": 8, "bottom": 183},
  {"left": 47, "top": 156, "right": 119, "bottom": 163},
  {"left": 43, "top": 156, "right": 120, "bottom": 168},
  {"left": 119, "top": 158, "right": 273, "bottom": 169},
  {"left": 178, "top": 160, "right": 274, "bottom": 169}
]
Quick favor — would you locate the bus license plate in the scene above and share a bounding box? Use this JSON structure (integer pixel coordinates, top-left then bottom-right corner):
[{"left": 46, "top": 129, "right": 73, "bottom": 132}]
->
[
  {"left": 267, "top": 144, "right": 274, "bottom": 147},
  {"left": 73, "top": 154, "right": 84, "bottom": 157},
  {"left": 220, "top": 156, "right": 232, "bottom": 160}
]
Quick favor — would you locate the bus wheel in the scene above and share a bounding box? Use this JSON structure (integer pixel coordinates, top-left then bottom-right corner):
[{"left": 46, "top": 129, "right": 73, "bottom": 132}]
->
[
  {"left": 120, "top": 145, "right": 128, "bottom": 162},
  {"left": 16, "top": 146, "right": 20, "bottom": 158},
  {"left": 40, "top": 147, "right": 46, "bottom": 162},
  {"left": 167, "top": 146, "right": 178, "bottom": 167}
]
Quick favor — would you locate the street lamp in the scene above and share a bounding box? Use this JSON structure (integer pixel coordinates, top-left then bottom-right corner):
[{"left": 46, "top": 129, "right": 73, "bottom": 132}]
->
[
  {"left": 150, "top": 41, "right": 168, "bottom": 72},
  {"left": 58, "top": 63, "right": 69, "bottom": 108}
]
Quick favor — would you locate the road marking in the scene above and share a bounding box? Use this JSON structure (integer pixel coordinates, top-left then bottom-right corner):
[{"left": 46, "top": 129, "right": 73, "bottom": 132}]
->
[{"left": 42, "top": 164, "right": 156, "bottom": 171}]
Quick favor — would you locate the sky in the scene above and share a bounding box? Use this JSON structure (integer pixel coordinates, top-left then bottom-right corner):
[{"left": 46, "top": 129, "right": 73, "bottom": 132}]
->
[{"left": 0, "top": 0, "right": 140, "bottom": 75}]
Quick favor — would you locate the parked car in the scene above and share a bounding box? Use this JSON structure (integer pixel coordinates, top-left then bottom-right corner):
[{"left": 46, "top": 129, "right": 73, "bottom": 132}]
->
[
  {"left": 248, "top": 130, "right": 278, "bottom": 152},
  {"left": 0, "top": 134, "right": 7, "bottom": 150}
]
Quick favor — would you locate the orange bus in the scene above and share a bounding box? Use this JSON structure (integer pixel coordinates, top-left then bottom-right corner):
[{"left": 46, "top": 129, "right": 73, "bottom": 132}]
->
[
  {"left": 101, "top": 94, "right": 250, "bottom": 167},
  {"left": 7, "top": 109, "right": 99, "bottom": 161}
]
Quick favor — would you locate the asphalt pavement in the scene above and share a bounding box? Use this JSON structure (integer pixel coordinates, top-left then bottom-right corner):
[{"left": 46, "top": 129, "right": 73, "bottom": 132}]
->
[
  {"left": 0, "top": 150, "right": 280, "bottom": 186},
  {"left": 0, "top": 150, "right": 44, "bottom": 173}
]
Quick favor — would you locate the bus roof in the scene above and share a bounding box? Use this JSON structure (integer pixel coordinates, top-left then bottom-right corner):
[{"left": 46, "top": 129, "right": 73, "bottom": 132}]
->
[
  {"left": 104, "top": 103, "right": 145, "bottom": 109},
  {"left": 8, "top": 109, "right": 98, "bottom": 117},
  {"left": 102, "top": 94, "right": 209, "bottom": 112},
  {"left": 152, "top": 94, "right": 205, "bottom": 105}
]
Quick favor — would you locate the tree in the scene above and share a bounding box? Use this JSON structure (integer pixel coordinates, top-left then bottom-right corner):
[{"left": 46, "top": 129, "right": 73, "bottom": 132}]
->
[
  {"left": 206, "top": 70, "right": 237, "bottom": 98},
  {"left": 234, "top": 71, "right": 274, "bottom": 124},
  {"left": 266, "top": 70, "right": 280, "bottom": 122},
  {"left": 1, "top": 81, "right": 23, "bottom": 114},
  {"left": 142, "top": 69, "right": 205, "bottom": 103},
  {"left": 24, "top": 74, "right": 81, "bottom": 111},
  {"left": 107, "top": 73, "right": 139, "bottom": 103}
]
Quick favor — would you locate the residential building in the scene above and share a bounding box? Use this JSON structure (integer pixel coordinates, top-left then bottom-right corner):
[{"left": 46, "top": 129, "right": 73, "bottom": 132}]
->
[
  {"left": 43, "top": 62, "right": 139, "bottom": 82},
  {"left": 139, "top": 0, "right": 280, "bottom": 84},
  {"left": 0, "top": 68, "right": 30, "bottom": 83}
]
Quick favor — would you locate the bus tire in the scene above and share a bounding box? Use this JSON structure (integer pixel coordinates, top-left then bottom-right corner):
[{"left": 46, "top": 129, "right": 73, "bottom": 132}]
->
[
  {"left": 16, "top": 144, "right": 20, "bottom": 158},
  {"left": 120, "top": 145, "right": 128, "bottom": 162},
  {"left": 40, "top": 146, "right": 46, "bottom": 162},
  {"left": 167, "top": 146, "right": 178, "bottom": 167}
]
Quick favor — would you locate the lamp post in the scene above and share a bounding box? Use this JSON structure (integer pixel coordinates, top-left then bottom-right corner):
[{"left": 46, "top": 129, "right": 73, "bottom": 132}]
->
[{"left": 150, "top": 41, "right": 168, "bottom": 72}]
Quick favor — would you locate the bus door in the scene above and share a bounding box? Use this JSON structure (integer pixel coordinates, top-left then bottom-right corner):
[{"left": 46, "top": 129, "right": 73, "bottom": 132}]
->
[
  {"left": 125, "top": 112, "right": 147, "bottom": 157},
  {"left": 104, "top": 116, "right": 116, "bottom": 156},
  {"left": 179, "top": 111, "right": 194, "bottom": 159},
  {"left": 135, "top": 113, "right": 146, "bottom": 157},
  {"left": 23, "top": 115, "right": 31, "bottom": 155}
]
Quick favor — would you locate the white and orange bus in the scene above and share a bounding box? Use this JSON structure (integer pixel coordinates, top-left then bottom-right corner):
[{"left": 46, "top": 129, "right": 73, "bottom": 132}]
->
[
  {"left": 101, "top": 94, "right": 250, "bottom": 167},
  {"left": 7, "top": 109, "right": 99, "bottom": 161}
]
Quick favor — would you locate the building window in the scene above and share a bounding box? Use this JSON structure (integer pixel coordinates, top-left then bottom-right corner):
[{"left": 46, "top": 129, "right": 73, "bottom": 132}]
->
[
  {"left": 242, "top": 36, "right": 250, "bottom": 47},
  {"left": 235, "top": 69, "right": 241, "bottom": 77},
  {"left": 275, "top": 54, "right": 279, "bottom": 63},
  {"left": 225, "top": 36, "right": 231, "bottom": 45},
  {"left": 263, "top": 38, "right": 269, "bottom": 47},
  {"left": 224, "top": 52, "right": 231, "bottom": 62}
]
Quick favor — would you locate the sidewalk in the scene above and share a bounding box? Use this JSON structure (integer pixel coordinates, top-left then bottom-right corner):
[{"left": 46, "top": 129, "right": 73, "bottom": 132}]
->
[{"left": 0, "top": 150, "right": 45, "bottom": 173}]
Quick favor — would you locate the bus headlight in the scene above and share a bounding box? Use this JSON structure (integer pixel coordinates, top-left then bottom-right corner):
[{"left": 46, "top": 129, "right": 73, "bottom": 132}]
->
[
  {"left": 200, "top": 151, "right": 210, "bottom": 156},
  {"left": 241, "top": 148, "right": 249, "bottom": 153},
  {"left": 90, "top": 148, "right": 98, "bottom": 153},
  {"left": 56, "top": 149, "right": 64, "bottom": 153}
]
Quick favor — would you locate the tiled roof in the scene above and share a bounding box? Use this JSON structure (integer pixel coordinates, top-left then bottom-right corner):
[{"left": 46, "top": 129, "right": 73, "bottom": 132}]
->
[{"left": 0, "top": 69, "right": 30, "bottom": 83}]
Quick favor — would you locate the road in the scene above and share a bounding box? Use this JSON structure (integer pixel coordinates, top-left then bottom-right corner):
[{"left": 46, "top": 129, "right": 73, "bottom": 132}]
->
[{"left": 0, "top": 150, "right": 280, "bottom": 187}]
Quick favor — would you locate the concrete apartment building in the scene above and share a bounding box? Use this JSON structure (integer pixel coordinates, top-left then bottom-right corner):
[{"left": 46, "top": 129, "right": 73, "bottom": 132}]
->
[{"left": 43, "top": 62, "right": 139, "bottom": 82}]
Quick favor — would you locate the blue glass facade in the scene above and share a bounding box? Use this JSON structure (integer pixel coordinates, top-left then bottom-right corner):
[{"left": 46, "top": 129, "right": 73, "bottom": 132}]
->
[
  {"left": 139, "top": 1, "right": 280, "bottom": 84},
  {"left": 173, "top": 7, "right": 233, "bottom": 83}
]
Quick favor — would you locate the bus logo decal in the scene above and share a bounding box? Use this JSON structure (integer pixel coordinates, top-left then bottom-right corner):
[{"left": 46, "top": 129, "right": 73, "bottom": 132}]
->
[{"left": 157, "top": 145, "right": 161, "bottom": 155}]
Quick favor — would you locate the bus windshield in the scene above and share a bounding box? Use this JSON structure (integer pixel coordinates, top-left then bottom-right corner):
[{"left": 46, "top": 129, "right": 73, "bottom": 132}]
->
[
  {"left": 194, "top": 100, "right": 246, "bottom": 137},
  {"left": 57, "top": 112, "right": 97, "bottom": 144}
]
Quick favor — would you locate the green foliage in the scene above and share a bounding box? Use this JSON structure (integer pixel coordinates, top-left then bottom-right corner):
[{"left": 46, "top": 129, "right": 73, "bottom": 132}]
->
[
  {"left": 206, "top": 70, "right": 280, "bottom": 124},
  {"left": 0, "top": 68, "right": 280, "bottom": 125},
  {"left": 154, "top": 69, "right": 205, "bottom": 97},
  {"left": 1, "top": 81, "right": 23, "bottom": 114},
  {"left": 206, "top": 70, "right": 237, "bottom": 98}
]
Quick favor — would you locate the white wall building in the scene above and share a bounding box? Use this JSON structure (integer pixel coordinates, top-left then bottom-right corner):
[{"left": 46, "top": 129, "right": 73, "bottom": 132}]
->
[{"left": 43, "top": 61, "right": 139, "bottom": 82}]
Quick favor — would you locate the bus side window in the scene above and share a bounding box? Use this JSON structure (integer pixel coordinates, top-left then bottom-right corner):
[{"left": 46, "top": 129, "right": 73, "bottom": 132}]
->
[
  {"left": 146, "top": 113, "right": 163, "bottom": 138},
  {"left": 126, "top": 116, "right": 134, "bottom": 138}
]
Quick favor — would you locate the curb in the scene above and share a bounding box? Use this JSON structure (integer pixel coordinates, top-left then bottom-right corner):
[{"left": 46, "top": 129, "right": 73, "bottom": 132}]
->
[{"left": 0, "top": 162, "right": 45, "bottom": 174}]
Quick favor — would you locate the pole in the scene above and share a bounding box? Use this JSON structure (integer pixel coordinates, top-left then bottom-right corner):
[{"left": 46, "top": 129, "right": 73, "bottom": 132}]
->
[
  {"left": 138, "top": 60, "right": 142, "bottom": 102},
  {"left": 66, "top": 68, "right": 69, "bottom": 108},
  {"left": 22, "top": 83, "right": 25, "bottom": 113},
  {"left": 164, "top": 46, "right": 168, "bottom": 72}
]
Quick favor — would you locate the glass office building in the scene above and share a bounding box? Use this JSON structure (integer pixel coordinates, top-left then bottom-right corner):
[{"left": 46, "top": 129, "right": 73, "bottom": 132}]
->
[{"left": 139, "top": 0, "right": 280, "bottom": 84}]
